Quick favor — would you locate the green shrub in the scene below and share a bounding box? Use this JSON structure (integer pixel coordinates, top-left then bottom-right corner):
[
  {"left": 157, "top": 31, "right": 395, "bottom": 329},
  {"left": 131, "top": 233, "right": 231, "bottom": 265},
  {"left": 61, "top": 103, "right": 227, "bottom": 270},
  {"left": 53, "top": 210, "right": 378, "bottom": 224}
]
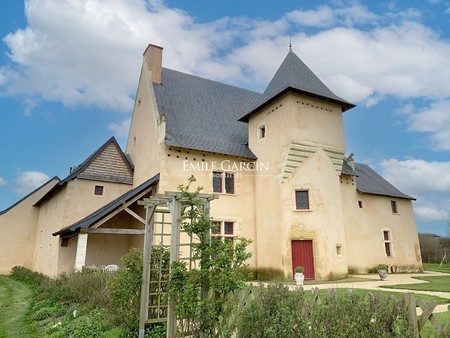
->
[
  {"left": 11, "top": 265, "right": 49, "bottom": 288},
  {"left": 42, "top": 269, "right": 112, "bottom": 308},
  {"left": 47, "top": 308, "right": 114, "bottom": 338},
  {"left": 247, "top": 267, "right": 286, "bottom": 281},
  {"left": 236, "top": 286, "right": 413, "bottom": 338},
  {"left": 108, "top": 246, "right": 170, "bottom": 329},
  {"left": 30, "top": 306, "right": 57, "bottom": 321}
]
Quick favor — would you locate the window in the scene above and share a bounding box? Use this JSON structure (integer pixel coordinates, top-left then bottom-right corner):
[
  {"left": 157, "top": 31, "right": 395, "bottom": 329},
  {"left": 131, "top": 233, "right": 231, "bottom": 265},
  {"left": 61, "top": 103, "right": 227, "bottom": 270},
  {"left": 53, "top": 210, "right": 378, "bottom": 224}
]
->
[
  {"left": 295, "top": 190, "right": 309, "bottom": 210},
  {"left": 212, "top": 172, "right": 234, "bottom": 194},
  {"left": 358, "top": 200, "right": 364, "bottom": 208},
  {"left": 211, "top": 221, "right": 234, "bottom": 242},
  {"left": 212, "top": 172, "right": 222, "bottom": 193},
  {"left": 383, "top": 230, "right": 393, "bottom": 257},
  {"left": 94, "top": 185, "right": 104, "bottom": 196},
  {"left": 258, "top": 124, "right": 266, "bottom": 139},
  {"left": 391, "top": 200, "right": 398, "bottom": 214}
]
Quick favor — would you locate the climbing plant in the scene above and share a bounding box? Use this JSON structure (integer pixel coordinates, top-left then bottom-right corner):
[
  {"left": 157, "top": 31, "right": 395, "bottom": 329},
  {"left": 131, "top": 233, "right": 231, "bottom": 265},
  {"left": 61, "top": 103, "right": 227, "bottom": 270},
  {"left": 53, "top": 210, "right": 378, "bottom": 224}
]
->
[{"left": 168, "top": 176, "right": 252, "bottom": 337}]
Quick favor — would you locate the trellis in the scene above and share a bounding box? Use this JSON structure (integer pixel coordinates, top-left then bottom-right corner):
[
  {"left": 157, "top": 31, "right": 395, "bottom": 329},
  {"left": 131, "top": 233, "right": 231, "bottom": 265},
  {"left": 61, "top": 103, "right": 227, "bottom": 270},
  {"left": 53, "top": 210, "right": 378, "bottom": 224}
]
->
[{"left": 137, "top": 191, "right": 216, "bottom": 338}]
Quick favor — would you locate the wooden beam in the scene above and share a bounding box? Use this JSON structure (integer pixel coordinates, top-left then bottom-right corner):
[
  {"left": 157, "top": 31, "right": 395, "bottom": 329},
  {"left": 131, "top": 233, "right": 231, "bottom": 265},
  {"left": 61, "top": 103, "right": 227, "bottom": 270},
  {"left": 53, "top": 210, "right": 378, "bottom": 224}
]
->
[
  {"left": 123, "top": 205, "right": 146, "bottom": 224},
  {"left": 139, "top": 206, "right": 156, "bottom": 338},
  {"left": 87, "top": 228, "right": 145, "bottom": 235},
  {"left": 91, "top": 186, "right": 153, "bottom": 229},
  {"left": 167, "top": 196, "right": 181, "bottom": 338}
]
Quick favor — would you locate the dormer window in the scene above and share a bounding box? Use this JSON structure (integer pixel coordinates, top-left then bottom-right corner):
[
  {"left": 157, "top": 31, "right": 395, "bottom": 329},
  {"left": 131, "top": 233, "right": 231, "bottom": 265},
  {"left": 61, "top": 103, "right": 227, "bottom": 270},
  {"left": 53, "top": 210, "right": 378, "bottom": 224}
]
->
[{"left": 258, "top": 124, "right": 266, "bottom": 140}]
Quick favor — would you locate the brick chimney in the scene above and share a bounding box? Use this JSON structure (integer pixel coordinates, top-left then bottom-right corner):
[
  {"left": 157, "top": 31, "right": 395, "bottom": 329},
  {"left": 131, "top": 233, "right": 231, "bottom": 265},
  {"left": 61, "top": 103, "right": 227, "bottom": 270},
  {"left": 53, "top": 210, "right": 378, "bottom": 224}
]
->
[{"left": 143, "top": 44, "right": 163, "bottom": 84}]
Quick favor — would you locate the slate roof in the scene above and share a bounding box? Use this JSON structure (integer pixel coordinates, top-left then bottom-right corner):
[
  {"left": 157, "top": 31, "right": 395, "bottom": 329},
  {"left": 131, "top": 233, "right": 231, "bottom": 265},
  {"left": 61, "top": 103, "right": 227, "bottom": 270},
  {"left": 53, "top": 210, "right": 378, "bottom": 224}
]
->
[
  {"left": 354, "top": 163, "right": 414, "bottom": 200},
  {"left": 341, "top": 160, "right": 357, "bottom": 176},
  {"left": 154, "top": 68, "right": 261, "bottom": 159},
  {"left": 239, "top": 50, "right": 355, "bottom": 122},
  {"left": 34, "top": 137, "right": 133, "bottom": 206},
  {"left": 53, "top": 174, "right": 159, "bottom": 236}
]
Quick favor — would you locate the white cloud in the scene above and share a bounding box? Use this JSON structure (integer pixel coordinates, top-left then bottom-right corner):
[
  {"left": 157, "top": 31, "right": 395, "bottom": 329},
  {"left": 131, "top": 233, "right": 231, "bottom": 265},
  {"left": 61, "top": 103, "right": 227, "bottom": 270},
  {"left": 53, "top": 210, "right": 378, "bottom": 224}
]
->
[
  {"left": 406, "top": 100, "right": 450, "bottom": 151},
  {"left": 286, "top": 6, "right": 336, "bottom": 27},
  {"left": 0, "top": 178, "right": 6, "bottom": 186},
  {"left": 108, "top": 118, "right": 131, "bottom": 137},
  {"left": 1, "top": 0, "right": 450, "bottom": 113},
  {"left": 14, "top": 171, "right": 49, "bottom": 195},
  {"left": 380, "top": 159, "right": 450, "bottom": 222}
]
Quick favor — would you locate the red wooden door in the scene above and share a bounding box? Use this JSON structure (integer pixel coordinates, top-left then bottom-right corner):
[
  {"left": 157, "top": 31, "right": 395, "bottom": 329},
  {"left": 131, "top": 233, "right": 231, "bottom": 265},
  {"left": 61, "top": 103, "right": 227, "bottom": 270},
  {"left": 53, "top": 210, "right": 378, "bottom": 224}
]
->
[{"left": 291, "top": 240, "right": 315, "bottom": 280}]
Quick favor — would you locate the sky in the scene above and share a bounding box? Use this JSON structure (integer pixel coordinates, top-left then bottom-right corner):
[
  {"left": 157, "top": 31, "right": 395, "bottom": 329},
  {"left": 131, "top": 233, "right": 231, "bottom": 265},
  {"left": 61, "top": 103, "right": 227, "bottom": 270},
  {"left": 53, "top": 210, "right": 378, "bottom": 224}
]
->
[{"left": 0, "top": 0, "right": 449, "bottom": 235}]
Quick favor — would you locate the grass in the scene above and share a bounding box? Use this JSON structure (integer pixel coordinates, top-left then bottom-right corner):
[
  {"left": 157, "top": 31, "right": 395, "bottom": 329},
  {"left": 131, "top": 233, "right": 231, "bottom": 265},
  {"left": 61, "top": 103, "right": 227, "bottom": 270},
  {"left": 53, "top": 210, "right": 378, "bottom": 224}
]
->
[
  {"left": 420, "top": 311, "right": 450, "bottom": 337},
  {"left": 381, "top": 275, "right": 450, "bottom": 293},
  {"left": 316, "top": 288, "right": 450, "bottom": 305},
  {"left": 423, "top": 263, "right": 450, "bottom": 274},
  {"left": 0, "top": 275, "right": 39, "bottom": 338}
]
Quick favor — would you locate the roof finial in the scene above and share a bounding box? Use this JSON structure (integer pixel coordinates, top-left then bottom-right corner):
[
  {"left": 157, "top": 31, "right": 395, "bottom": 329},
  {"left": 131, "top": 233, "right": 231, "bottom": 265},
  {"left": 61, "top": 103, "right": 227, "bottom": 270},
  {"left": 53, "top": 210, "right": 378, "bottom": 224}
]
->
[{"left": 289, "top": 36, "right": 293, "bottom": 53}]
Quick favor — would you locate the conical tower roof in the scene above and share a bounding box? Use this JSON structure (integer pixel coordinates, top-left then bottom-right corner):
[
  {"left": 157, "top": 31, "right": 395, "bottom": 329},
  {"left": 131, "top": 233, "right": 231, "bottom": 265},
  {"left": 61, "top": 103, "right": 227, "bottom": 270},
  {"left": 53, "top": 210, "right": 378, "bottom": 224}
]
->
[{"left": 239, "top": 50, "right": 355, "bottom": 122}]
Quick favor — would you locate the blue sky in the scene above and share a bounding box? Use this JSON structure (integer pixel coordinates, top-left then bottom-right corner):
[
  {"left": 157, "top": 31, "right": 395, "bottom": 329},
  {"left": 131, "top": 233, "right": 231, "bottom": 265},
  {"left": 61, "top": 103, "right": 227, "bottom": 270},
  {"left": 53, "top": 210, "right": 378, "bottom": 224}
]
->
[{"left": 1, "top": 0, "right": 449, "bottom": 235}]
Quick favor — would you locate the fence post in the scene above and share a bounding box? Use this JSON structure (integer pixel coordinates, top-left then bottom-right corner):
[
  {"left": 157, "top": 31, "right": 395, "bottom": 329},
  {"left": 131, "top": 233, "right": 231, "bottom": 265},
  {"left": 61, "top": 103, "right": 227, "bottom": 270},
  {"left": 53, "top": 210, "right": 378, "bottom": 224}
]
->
[{"left": 406, "top": 293, "right": 419, "bottom": 338}]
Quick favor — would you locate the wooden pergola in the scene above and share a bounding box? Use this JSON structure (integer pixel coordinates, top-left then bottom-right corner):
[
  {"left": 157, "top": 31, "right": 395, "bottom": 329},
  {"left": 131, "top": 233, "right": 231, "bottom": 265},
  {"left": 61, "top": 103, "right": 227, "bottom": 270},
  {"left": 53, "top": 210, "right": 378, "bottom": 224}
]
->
[{"left": 137, "top": 191, "right": 217, "bottom": 338}]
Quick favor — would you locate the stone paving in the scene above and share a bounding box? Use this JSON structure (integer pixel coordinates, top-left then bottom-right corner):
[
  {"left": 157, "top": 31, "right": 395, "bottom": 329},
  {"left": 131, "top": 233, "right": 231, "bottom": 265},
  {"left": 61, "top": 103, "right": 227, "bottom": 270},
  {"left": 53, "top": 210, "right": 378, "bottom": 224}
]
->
[{"left": 300, "top": 271, "right": 450, "bottom": 314}]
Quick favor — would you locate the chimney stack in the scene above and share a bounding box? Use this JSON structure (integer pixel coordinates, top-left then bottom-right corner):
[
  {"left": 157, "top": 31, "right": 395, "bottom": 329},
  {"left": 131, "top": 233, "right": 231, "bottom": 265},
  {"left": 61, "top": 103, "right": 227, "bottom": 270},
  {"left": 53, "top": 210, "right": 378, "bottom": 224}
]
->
[{"left": 143, "top": 44, "right": 163, "bottom": 84}]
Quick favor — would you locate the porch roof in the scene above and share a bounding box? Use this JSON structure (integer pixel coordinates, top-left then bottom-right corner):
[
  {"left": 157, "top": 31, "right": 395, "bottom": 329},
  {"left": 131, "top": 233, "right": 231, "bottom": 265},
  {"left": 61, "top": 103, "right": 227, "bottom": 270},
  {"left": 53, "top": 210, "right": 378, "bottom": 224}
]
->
[{"left": 53, "top": 174, "right": 159, "bottom": 237}]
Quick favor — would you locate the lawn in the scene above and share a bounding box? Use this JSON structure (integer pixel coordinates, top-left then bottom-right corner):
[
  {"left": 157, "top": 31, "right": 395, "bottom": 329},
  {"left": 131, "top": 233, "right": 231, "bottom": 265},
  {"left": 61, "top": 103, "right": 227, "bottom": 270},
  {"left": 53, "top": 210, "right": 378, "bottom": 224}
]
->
[
  {"left": 316, "top": 288, "right": 450, "bottom": 305},
  {"left": 381, "top": 275, "right": 450, "bottom": 293},
  {"left": 423, "top": 263, "right": 450, "bottom": 274},
  {"left": 420, "top": 311, "right": 450, "bottom": 338},
  {"left": 0, "top": 275, "right": 38, "bottom": 338}
]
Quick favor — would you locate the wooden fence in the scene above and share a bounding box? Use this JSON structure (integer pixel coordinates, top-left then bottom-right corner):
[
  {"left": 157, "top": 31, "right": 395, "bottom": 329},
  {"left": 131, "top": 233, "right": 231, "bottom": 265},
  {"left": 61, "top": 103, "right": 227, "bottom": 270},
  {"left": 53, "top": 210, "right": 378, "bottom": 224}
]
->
[{"left": 217, "top": 283, "right": 450, "bottom": 338}]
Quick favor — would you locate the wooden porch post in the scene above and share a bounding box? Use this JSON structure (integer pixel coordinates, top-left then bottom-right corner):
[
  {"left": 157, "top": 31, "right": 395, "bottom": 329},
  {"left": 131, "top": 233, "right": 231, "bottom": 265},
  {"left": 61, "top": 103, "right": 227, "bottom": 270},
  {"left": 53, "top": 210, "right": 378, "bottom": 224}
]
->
[
  {"left": 167, "top": 196, "right": 181, "bottom": 338},
  {"left": 74, "top": 230, "right": 88, "bottom": 271},
  {"left": 138, "top": 205, "right": 156, "bottom": 338}
]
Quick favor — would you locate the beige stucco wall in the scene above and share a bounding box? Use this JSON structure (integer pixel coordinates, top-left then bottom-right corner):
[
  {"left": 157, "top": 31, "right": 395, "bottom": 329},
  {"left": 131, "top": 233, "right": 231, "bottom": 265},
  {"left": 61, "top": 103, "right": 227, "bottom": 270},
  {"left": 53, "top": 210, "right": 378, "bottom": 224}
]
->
[
  {"left": 0, "top": 178, "right": 59, "bottom": 274},
  {"left": 247, "top": 92, "right": 347, "bottom": 280},
  {"left": 33, "top": 178, "right": 132, "bottom": 276},
  {"left": 157, "top": 148, "right": 257, "bottom": 267},
  {"left": 341, "top": 175, "right": 422, "bottom": 273},
  {"left": 126, "top": 64, "right": 165, "bottom": 187}
]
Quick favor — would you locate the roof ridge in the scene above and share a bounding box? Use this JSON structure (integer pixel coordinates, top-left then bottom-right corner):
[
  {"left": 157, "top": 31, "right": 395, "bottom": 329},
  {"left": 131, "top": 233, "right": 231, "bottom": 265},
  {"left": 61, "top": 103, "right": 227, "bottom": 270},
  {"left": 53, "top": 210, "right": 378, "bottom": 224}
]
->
[
  {"left": 239, "top": 50, "right": 355, "bottom": 122},
  {"left": 0, "top": 176, "right": 60, "bottom": 214},
  {"left": 161, "top": 67, "right": 262, "bottom": 95}
]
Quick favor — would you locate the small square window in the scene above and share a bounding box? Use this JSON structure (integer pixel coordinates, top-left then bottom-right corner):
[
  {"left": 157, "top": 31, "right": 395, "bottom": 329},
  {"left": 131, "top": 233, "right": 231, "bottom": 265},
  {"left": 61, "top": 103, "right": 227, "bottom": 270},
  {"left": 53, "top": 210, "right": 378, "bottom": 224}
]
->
[
  {"left": 295, "top": 190, "right": 309, "bottom": 210},
  {"left": 94, "top": 185, "right": 104, "bottom": 196},
  {"left": 391, "top": 201, "right": 398, "bottom": 214},
  {"left": 258, "top": 125, "right": 266, "bottom": 139}
]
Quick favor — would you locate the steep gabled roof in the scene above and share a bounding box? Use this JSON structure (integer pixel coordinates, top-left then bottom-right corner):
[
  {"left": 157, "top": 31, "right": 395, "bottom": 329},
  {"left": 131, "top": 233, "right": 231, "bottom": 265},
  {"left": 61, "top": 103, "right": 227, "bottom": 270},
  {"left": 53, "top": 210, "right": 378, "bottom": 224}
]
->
[
  {"left": 0, "top": 176, "right": 60, "bottom": 215},
  {"left": 52, "top": 174, "right": 159, "bottom": 236},
  {"left": 154, "top": 68, "right": 261, "bottom": 159},
  {"left": 355, "top": 163, "right": 414, "bottom": 200},
  {"left": 35, "top": 137, "right": 133, "bottom": 205},
  {"left": 239, "top": 50, "right": 355, "bottom": 122}
]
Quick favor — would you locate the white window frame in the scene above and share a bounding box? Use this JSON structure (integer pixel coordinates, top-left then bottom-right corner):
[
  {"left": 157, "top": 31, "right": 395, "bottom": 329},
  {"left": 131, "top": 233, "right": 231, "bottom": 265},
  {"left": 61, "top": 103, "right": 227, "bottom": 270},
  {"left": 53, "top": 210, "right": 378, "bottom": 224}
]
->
[
  {"left": 258, "top": 123, "right": 266, "bottom": 140},
  {"left": 382, "top": 228, "right": 394, "bottom": 258},
  {"left": 211, "top": 220, "right": 235, "bottom": 241}
]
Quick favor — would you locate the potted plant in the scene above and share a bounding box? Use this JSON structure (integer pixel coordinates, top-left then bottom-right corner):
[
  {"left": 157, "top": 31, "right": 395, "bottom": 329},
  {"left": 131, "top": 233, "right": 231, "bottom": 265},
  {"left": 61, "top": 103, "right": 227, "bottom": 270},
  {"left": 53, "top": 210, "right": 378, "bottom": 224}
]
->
[
  {"left": 294, "top": 266, "right": 305, "bottom": 285},
  {"left": 377, "top": 264, "right": 388, "bottom": 281}
]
